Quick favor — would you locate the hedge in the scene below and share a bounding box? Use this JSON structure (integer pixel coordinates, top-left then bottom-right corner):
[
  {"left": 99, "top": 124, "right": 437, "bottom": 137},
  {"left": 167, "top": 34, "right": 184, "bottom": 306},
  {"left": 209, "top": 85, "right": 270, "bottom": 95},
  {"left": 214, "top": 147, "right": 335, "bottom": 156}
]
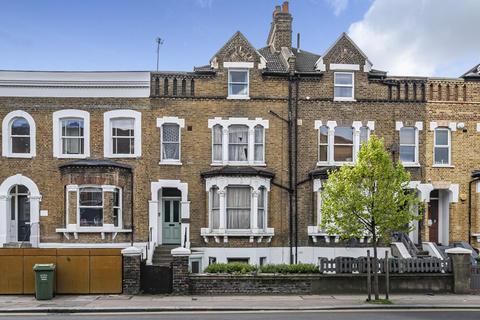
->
[{"left": 203, "top": 262, "right": 320, "bottom": 274}]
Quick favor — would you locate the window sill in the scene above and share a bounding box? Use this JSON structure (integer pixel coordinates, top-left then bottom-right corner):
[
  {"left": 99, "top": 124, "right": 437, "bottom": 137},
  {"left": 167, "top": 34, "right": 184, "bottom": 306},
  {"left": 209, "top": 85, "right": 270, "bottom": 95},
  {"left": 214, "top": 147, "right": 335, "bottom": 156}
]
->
[
  {"left": 402, "top": 163, "right": 421, "bottom": 168},
  {"left": 211, "top": 162, "right": 266, "bottom": 167},
  {"left": 3, "top": 153, "right": 35, "bottom": 159},
  {"left": 200, "top": 227, "right": 274, "bottom": 243},
  {"left": 56, "top": 224, "right": 132, "bottom": 240},
  {"left": 159, "top": 160, "right": 182, "bottom": 166},
  {"left": 432, "top": 164, "right": 454, "bottom": 168},
  {"left": 56, "top": 154, "right": 89, "bottom": 159},
  {"left": 308, "top": 226, "right": 371, "bottom": 244},
  {"left": 104, "top": 154, "right": 141, "bottom": 159},
  {"left": 333, "top": 98, "right": 356, "bottom": 102},
  {"left": 227, "top": 95, "right": 250, "bottom": 100},
  {"left": 317, "top": 161, "right": 354, "bottom": 167}
]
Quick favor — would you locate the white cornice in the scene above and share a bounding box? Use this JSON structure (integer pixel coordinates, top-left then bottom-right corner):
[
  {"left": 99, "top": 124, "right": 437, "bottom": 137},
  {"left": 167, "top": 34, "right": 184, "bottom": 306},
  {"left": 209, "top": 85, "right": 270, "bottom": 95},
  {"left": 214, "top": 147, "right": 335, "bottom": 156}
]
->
[{"left": 0, "top": 71, "right": 150, "bottom": 97}]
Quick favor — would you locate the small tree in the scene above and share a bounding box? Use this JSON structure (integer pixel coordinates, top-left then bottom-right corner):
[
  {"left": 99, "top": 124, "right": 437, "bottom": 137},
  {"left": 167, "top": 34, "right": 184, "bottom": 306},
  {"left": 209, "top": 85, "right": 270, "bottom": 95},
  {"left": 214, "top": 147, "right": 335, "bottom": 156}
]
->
[{"left": 320, "top": 135, "right": 421, "bottom": 300}]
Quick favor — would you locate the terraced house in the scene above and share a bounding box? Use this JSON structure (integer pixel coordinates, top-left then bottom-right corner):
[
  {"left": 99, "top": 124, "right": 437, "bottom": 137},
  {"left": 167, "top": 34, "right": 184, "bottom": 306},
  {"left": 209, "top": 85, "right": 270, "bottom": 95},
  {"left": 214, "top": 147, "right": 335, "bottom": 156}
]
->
[{"left": 0, "top": 2, "right": 479, "bottom": 271}]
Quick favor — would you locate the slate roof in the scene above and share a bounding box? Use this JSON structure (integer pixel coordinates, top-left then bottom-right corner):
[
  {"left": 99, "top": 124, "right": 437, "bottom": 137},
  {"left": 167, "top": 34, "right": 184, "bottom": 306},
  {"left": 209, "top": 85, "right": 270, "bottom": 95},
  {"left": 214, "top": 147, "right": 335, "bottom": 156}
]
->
[
  {"left": 258, "top": 47, "right": 288, "bottom": 73},
  {"left": 201, "top": 166, "right": 275, "bottom": 179},
  {"left": 292, "top": 48, "right": 321, "bottom": 73},
  {"left": 308, "top": 166, "right": 338, "bottom": 179},
  {"left": 193, "top": 65, "right": 214, "bottom": 73},
  {"left": 462, "top": 63, "right": 480, "bottom": 79}
]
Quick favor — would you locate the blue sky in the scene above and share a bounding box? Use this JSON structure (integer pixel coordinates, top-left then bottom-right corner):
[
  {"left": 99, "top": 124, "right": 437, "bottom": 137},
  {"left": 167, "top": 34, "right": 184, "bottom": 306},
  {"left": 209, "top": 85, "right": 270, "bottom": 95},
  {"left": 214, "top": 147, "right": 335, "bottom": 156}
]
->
[{"left": 1, "top": 0, "right": 478, "bottom": 76}]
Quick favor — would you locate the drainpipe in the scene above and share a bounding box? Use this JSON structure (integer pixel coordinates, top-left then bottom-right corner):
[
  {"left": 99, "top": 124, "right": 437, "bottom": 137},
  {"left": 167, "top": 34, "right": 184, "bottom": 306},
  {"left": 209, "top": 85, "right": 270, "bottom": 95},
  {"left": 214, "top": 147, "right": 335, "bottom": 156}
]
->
[
  {"left": 287, "top": 76, "right": 294, "bottom": 264},
  {"left": 294, "top": 76, "right": 299, "bottom": 264},
  {"left": 468, "top": 170, "right": 480, "bottom": 245},
  {"left": 130, "top": 168, "right": 134, "bottom": 247}
]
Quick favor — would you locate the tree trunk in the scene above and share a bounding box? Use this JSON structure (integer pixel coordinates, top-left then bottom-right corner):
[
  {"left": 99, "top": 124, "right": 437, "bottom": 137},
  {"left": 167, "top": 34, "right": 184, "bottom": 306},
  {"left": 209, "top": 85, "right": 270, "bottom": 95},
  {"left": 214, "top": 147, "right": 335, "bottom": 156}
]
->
[{"left": 373, "top": 239, "right": 379, "bottom": 300}]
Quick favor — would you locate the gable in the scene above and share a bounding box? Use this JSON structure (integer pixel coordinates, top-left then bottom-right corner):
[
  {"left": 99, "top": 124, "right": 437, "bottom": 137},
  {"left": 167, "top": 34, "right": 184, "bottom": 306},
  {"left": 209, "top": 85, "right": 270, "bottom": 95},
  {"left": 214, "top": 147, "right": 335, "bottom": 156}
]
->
[
  {"left": 317, "top": 33, "right": 372, "bottom": 72},
  {"left": 210, "top": 31, "right": 263, "bottom": 68}
]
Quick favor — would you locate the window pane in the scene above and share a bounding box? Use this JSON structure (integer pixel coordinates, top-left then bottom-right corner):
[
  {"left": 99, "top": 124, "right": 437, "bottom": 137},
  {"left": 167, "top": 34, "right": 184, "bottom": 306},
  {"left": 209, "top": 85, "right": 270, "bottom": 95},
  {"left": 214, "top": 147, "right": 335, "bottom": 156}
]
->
[
  {"left": 80, "top": 208, "right": 103, "bottom": 226},
  {"left": 360, "top": 127, "right": 369, "bottom": 145},
  {"left": 173, "top": 201, "right": 180, "bottom": 222},
  {"left": 11, "top": 137, "right": 30, "bottom": 153},
  {"left": 254, "top": 145, "right": 263, "bottom": 161},
  {"left": 162, "top": 142, "right": 179, "bottom": 160},
  {"left": 230, "top": 84, "right": 248, "bottom": 95},
  {"left": 257, "top": 188, "right": 265, "bottom": 229},
  {"left": 227, "top": 186, "right": 251, "bottom": 229},
  {"left": 113, "top": 137, "right": 134, "bottom": 154},
  {"left": 62, "top": 119, "right": 84, "bottom": 137},
  {"left": 113, "top": 208, "right": 119, "bottom": 227},
  {"left": 435, "top": 129, "right": 448, "bottom": 146},
  {"left": 434, "top": 147, "right": 449, "bottom": 164},
  {"left": 334, "top": 145, "right": 353, "bottom": 162},
  {"left": 79, "top": 187, "right": 102, "bottom": 206},
  {"left": 319, "top": 126, "right": 328, "bottom": 144},
  {"left": 112, "top": 119, "right": 134, "bottom": 136},
  {"left": 162, "top": 187, "right": 181, "bottom": 197},
  {"left": 164, "top": 200, "right": 171, "bottom": 223},
  {"left": 334, "top": 127, "right": 353, "bottom": 144},
  {"left": 230, "top": 71, "right": 248, "bottom": 83},
  {"left": 319, "top": 145, "right": 328, "bottom": 162},
  {"left": 254, "top": 125, "right": 263, "bottom": 143},
  {"left": 334, "top": 86, "right": 353, "bottom": 98},
  {"left": 113, "top": 189, "right": 120, "bottom": 206},
  {"left": 163, "top": 124, "right": 179, "bottom": 142},
  {"left": 229, "top": 125, "right": 249, "bottom": 161},
  {"left": 211, "top": 187, "right": 220, "bottom": 229},
  {"left": 400, "top": 146, "right": 415, "bottom": 163},
  {"left": 334, "top": 73, "right": 353, "bottom": 85},
  {"left": 213, "top": 125, "right": 223, "bottom": 161},
  {"left": 400, "top": 127, "right": 415, "bottom": 144},
  {"left": 63, "top": 137, "right": 84, "bottom": 154},
  {"left": 11, "top": 118, "right": 30, "bottom": 135}
]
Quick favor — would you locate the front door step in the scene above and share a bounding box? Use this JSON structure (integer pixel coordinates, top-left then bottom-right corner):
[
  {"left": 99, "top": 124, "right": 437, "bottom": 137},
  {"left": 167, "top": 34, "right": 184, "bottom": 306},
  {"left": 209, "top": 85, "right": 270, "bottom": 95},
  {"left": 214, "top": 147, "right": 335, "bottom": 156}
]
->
[{"left": 3, "top": 242, "right": 32, "bottom": 248}]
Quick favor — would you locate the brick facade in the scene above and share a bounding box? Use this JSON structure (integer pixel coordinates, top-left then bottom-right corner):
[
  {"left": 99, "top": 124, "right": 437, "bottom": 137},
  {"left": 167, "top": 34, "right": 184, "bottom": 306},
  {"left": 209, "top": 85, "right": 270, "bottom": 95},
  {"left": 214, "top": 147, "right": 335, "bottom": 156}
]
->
[{"left": 0, "top": 1, "right": 479, "bottom": 269}]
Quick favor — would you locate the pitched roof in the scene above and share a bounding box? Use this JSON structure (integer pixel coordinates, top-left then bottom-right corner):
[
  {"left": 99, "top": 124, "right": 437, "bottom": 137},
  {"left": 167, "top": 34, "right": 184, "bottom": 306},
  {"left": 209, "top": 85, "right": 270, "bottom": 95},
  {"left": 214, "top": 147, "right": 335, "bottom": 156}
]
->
[
  {"left": 257, "top": 47, "right": 288, "bottom": 73},
  {"left": 322, "top": 32, "right": 372, "bottom": 65},
  {"left": 292, "top": 48, "right": 322, "bottom": 73},
  {"left": 201, "top": 166, "right": 275, "bottom": 179},
  {"left": 462, "top": 63, "right": 480, "bottom": 79}
]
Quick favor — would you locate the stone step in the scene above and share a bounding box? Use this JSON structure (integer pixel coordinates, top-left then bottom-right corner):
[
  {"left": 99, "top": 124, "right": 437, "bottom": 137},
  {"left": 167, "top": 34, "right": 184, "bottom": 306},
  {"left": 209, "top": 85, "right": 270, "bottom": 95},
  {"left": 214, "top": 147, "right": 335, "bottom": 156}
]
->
[{"left": 3, "top": 242, "right": 32, "bottom": 248}]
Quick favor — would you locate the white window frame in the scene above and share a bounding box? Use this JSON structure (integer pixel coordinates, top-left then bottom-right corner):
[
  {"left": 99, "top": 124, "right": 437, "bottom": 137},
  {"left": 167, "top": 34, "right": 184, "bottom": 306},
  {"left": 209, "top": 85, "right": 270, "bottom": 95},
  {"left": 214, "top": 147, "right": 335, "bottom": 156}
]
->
[
  {"left": 208, "top": 117, "right": 269, "bottom": 166},
  {"left": 315, "top": 120, "right": 374, "bottom": 166},
  {"left": 433, "top": 128, "right": 451, "bottom": 166},
  {"left": 430, "top": 122, "right": 456, "bottom": 167},
  {"left": 333, "top": 72, "right": 355, "bottom": 101},
  {"left": 112, "top": 187, "right": 122, "bottom": 228},
  {"left": 2, "top": 110, "right": 36, "bottom": 158},
  {"left": 156, "top": 116, "right": 185, "bottom": 165},
  {"left": 201, "top": 176, "right": 274, "bottom": 242},
  {"left": 53, "top": 109, "right": 90, "bottom": 158},
  {"left": 395, "top": 121, "right": 423, "bottom": 167},
  {"left": 104, "top": 110, "right": 141, "bottom": 158},
  {"left": 227, "top": 68, "right": 250, "bottom": 99},
  {"left": 77, "top": 185, "right": 104, "bottom": 228}
]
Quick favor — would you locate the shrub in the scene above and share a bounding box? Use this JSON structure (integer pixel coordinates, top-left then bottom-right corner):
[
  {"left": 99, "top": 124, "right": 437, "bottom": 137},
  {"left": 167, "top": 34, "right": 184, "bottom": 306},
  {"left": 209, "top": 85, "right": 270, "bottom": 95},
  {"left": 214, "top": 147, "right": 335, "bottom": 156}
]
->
[
  {"left": 204, "top": 262, "right": 257, "bottom": 274},
  {"left": 259, "top": 263, "right": 320, "bottom": 274}
]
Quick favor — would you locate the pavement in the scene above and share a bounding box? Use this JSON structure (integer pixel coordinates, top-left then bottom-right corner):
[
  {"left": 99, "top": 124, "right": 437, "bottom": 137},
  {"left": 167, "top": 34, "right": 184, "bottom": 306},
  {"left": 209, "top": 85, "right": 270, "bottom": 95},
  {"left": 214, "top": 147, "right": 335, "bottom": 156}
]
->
[{"left": 0, "top": 293, "right": 479, "bottom": 313}]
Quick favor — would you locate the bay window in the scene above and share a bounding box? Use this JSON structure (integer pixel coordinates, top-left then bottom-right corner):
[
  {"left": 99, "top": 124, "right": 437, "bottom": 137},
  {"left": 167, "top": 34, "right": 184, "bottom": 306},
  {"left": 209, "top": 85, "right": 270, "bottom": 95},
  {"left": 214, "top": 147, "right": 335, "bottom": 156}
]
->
[
  {"left": 226, "top": 186, "right": 251, "bottom": 229},
  {"left": 334, "top": 127, "right": 354, "bottom": 162},
  {"left": 79, "top": 187, "right": 103, "bottom": 227}
]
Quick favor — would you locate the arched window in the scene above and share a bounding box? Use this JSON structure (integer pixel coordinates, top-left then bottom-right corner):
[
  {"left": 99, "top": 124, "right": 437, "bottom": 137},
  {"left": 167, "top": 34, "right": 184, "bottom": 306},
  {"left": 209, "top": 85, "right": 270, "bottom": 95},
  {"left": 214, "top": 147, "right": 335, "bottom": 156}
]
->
[
  {"left": 254, "top": 125, "right": 264, "bottom": 162},
  {"left": 212, "top": 124, "right": 223, "bottom": 162},
  {"left": 2, "top": 111, "right": 36, "bottom": 158},
  {"left": 318, "top": 125, "right": 328, "bottom": 162}
]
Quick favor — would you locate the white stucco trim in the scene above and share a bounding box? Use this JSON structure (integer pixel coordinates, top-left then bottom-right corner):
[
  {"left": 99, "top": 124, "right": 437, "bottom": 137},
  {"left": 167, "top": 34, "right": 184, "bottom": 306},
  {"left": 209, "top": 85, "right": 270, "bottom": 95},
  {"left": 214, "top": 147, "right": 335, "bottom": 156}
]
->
[
  {"left": 0, "top": 174, "right": 41, "bottom": 247},
  {"left": 223, "top": 62, "right": 254, "bottom": 69},
  {"left": 396, "top": 121, "right": 422, "bottom": 167},
  {"left": 208, "top": 117, "right": 269, "bottom": 166},
  {"left": 2, "top": 110, "right": 36, "bottom": 158},
  {"left": 52, "top": 109, "right": 90, "bottom": 158},
  {"left": 157, "top": 117, "right": 185, "bottom": 165},
  {"left": 429, "top": 121, "right": 457, "bottom": 132},
  {"left": 103, "top": 110, "right": 142, "bottom": 158},
  {"left": 0, "top": 71, "right": 150, "bottom": 98},
  {"left": 329, "top": 63, "right": 360, "bottom": 71},
  {"left": 148, "top": 179, "right": 190, "bottom": 264},
  {"left": 315, "top": 120, "right": 375, "bottom": 166}
]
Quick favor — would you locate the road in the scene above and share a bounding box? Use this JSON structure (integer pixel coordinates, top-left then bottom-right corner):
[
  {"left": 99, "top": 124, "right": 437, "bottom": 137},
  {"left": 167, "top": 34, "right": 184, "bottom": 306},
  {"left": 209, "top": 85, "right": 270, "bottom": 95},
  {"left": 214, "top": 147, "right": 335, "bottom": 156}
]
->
[{"left": 1, "top": 310, "right": 480, "bottom": 320}]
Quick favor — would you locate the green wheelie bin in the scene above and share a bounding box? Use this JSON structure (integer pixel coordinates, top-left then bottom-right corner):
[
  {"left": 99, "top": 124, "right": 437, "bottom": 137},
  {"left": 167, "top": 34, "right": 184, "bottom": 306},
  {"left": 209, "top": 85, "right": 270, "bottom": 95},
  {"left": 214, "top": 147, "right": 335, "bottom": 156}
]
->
[{"left": 33, "top": 264, "right": 56, "bottom": 300}]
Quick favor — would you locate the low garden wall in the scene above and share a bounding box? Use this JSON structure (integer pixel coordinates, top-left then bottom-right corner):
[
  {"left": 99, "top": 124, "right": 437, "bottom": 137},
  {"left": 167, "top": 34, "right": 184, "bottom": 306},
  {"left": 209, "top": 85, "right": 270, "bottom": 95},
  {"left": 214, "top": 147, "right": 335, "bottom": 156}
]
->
[{"left": 189, "top": 273, "right": 453, "bottom": 295}]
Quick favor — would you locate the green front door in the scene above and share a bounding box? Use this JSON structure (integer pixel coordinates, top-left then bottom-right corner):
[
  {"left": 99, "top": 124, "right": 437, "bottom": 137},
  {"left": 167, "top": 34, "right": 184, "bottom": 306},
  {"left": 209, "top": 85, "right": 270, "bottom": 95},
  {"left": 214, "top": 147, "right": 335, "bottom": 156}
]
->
[{"left": 162, "top": 199, "right": 181, "bottom": 244}]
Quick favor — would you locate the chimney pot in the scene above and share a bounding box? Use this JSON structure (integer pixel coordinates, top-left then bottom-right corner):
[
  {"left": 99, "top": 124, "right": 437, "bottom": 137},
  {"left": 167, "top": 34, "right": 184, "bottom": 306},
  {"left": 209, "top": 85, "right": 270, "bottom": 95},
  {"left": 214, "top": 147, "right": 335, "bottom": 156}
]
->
[{"left": 282, "top": 1, "right": 289, "bottom": 13}]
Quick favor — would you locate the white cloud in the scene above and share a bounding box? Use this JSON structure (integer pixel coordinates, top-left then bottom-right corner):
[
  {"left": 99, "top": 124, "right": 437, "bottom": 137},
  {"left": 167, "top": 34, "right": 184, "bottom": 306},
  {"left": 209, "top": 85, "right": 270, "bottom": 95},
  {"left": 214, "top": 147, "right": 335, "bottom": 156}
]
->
[
  {"left": 325, "top": 0, "right": 349, "bottom": 16},
  {"left": 195, "top": 0, "right": 214, "bottom": 9},
  {"left": 348, "top": 0, "right": 480, "bottom": 77}
]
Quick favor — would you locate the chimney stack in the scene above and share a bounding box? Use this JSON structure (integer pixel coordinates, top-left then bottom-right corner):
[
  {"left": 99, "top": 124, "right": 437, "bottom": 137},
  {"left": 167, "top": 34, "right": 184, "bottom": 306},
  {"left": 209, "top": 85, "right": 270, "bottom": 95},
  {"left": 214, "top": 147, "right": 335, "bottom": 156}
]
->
[{"left": 267, "top": 1, "right": 292, "bottom": 52}]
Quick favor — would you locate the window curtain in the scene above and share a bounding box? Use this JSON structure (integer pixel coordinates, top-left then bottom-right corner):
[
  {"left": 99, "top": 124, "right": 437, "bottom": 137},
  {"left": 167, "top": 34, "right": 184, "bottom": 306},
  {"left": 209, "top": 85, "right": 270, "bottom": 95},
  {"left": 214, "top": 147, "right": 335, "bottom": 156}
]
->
[
  {"left": 257, "top": 187, "right": 265, "bottom": 229},
  {"left": 226, "top": 186, "right": 251, "bottom": 229},
  {"left": 162, "top": 123, "right": 180, "bottom": 160},
  {"left": 228, "top": 125, "right": 249, "bottom": 161},
  {"left": 211, "top": 187, "right": 220, "bottom": 229},
  {"left": 212, "top": 125, "right": 223, "bottom": 161},
  {"left": 254, "top": 125, "right": 264, "bottom": 162}
]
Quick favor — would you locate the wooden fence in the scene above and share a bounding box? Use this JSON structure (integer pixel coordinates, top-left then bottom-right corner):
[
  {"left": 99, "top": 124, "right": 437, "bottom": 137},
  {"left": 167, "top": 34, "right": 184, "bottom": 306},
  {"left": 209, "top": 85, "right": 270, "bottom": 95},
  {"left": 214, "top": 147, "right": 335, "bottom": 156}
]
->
[
  {"left": 319, "top": 256, "right": 451, "bottom": 274},
  {"left": 0, "top": 248, "right": 122, "bottom": 294}
]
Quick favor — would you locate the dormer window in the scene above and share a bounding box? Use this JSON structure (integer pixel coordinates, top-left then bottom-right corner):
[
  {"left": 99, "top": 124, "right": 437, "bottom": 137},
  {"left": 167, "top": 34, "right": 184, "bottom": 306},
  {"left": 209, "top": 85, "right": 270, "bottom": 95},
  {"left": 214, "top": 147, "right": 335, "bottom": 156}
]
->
[
  {"left": 334, "top": 72, "right": 354, "bottom": 101},
  {"left": 228, "top": 69, "right": 249, "bottom": 99}
]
